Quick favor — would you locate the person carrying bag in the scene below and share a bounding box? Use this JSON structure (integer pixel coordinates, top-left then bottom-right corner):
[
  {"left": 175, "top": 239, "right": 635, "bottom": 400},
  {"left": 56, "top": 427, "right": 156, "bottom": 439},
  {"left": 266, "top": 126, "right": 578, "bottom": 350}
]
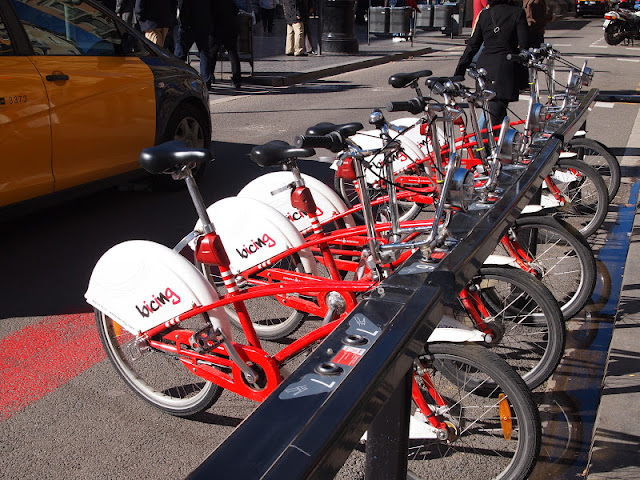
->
[{"left": 454, "top": 0, "right": 529, "bottom": 128}]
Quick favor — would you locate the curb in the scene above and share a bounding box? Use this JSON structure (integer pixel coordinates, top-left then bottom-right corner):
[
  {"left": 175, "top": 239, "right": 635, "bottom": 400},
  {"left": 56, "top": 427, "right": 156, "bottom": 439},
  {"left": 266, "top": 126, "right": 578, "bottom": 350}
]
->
[{"left": 246, "top": 47, "right": 434, "bottom": 87}]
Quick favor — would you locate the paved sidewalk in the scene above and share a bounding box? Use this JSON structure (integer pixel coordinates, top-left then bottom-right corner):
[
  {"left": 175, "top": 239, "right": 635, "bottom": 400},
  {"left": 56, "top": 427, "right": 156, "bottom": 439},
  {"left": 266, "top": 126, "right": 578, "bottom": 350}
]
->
[
  {"left": 205, "top": 17, "right": 465, "bottom": 88},
  {"left": 586, "top": 114, "right": 640, "bottom": 479}
]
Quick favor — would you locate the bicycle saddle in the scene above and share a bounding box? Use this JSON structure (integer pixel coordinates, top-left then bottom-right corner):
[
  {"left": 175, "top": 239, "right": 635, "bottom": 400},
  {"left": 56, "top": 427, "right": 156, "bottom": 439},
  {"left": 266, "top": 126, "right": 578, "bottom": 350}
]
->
[
  {"left": 250, "top": 140, "right": 315, "bottom": 167},
  {"left": 388, "top": 70, "right": 433, "bottom": 89},
  {"left": 138, "top": 140, "right": 212, "bottom": 175},
  {"left": 305, "top": 122, "right": 364, "bottom": 138}
]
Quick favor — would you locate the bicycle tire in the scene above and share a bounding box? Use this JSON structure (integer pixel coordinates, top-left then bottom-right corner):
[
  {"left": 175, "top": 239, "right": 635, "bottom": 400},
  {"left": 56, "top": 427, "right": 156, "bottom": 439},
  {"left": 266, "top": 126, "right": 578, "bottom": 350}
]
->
[
  {"left": 333, "top": 160, "right": 426, "bottom": 224},
  {"left": 566, "top": 137, "right": 621, "bottom": 201},
  {"left": 409, "top": 342, "right": 541, "bottom": 480},
  {"left": 543, "top": 157, "right": 609, "bottom": 238},
  {"left": 95, "top": 309, "right": 223, "bottom": 417},
  {"left": 496, "top": 215, "right": 597, "bottom": 320},
  {"left": 456, "top": 266, "right": 566, "bottom": 390}
]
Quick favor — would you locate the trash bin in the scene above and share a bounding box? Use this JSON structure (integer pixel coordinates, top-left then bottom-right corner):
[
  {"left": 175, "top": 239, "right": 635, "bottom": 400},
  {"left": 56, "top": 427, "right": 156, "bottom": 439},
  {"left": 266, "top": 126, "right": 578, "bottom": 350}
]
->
[
  {"left": 432, "top": 3, "right": 453, "bottom": 28},
  {"left": 321, "top": 0, "right": 359, "bottom": 53},
  {"left": 441, "top": 2, "right": 462, "bottom": 36},
  {"left": 415, "top": 5, "right": 434, "bottom": 29},
  {"left": 389, "top": 6, "right": 412, "bottom": 34},
  {"left": 368, "top": 6, "right": 390, "bottom": 33}
]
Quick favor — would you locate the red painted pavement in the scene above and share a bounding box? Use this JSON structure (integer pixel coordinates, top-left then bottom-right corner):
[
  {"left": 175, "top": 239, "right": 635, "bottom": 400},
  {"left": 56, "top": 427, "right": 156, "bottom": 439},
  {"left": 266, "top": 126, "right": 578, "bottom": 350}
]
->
[{"left": 0, "top": 314, "right": 105, "bottom": 421}]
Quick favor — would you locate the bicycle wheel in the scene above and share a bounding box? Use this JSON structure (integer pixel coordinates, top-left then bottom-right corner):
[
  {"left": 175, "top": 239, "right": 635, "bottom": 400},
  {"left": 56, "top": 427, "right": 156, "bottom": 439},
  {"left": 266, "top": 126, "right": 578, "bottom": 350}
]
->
[
  {"left": 455, "top": 266, "right": 565, "bottom": 390},
  {"left": 95, "top": 309, "right": 223, "bottom": 417},
  {"left": 204, "top": 253, "right": 309, "bottom": 341},
  {"left": 495, "top": 215, "right": 596, "bottom": 320},
  {"left": 543, "top": 158, "right": 609, "bottom": 238},
  {"left": 333, "top": 159, "right": 427, "bottom": 224},
  {"left": 409, "top": 342, "right": 541, "bottom": 480},
  {"left": 566, "top": 137, "right": 621, "bottom": 202}
]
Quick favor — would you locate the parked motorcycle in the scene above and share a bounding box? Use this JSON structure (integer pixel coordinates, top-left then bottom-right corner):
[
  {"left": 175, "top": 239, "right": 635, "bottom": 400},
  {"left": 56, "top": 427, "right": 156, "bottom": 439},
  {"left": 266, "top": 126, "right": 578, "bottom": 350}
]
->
[{"left": 603, "top": 0, "right": 640, "bottom": 45}]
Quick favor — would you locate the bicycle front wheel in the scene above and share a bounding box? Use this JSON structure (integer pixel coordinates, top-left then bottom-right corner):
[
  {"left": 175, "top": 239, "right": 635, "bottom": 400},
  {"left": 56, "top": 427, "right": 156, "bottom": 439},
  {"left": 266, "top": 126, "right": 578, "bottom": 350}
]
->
[
  {"left": 496, "top": 215, "right": 597, "bottom": 320},
  {"left": 566, "top": 137, "right": 620, "bottom": 201},
  {"left": 410, "top": 342, "right": 541, "bottom": 480},
  {"left": 543, "top": 158, "right": 609, "bottom": 238},
  {"left": 96, "top": 309, "right": 223, "bottom": 417},
  {"left": 460, "top": 266, "right": 566, "bottom": 390}
]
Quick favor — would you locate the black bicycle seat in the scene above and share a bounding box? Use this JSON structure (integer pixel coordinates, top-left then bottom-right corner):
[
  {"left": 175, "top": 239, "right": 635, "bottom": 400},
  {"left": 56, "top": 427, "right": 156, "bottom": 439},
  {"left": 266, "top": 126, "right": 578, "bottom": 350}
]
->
[
  {"left": 250, "top": 140, "right": 315, "bottom": 167},
  {"left": 388, "top": 70, "right": 433, "bottom": 89},
  {"left": 138, "top": 140, "right": 212, "bottom": 175},
  {"left": 305, "top": 122, "right": 364, "bottom": 138}
]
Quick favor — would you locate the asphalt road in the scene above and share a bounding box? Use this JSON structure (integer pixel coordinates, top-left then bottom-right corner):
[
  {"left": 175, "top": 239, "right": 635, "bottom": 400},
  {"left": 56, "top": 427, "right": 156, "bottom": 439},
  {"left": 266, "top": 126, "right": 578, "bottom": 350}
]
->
[{"left": 1, "top": 16, "right": 639, "bottom": 480}]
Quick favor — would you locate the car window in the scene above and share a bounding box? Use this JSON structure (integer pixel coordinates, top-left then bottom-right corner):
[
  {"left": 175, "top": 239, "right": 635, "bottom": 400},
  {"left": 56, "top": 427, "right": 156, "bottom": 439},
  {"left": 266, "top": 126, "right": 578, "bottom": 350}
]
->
[
  {"left": 10, "top": 0, "right": 150, "bottom": 57},
  {"left": 0, "top": 11, "right": 14, "bottom": 55}
]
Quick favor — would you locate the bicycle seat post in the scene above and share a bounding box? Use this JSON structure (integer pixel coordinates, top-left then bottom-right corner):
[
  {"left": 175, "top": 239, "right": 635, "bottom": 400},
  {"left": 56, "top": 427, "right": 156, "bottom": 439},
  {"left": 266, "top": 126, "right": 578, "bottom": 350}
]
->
[{"left": 183, "top": 169, "right": 215, "bottom": 234}]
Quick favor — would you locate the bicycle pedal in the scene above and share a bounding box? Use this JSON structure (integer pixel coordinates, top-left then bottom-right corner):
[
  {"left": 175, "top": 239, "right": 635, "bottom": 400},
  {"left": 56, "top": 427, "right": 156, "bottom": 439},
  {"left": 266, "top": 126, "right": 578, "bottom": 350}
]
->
[{"left": 189, "top": 326, "right": 222, "bottom": 353}]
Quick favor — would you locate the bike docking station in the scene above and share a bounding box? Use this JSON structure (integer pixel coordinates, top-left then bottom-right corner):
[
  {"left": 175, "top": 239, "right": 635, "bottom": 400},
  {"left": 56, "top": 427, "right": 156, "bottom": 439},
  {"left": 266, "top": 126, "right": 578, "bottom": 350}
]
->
[{"left": 186, "top": 88, "right": 601, "bottom": 480}]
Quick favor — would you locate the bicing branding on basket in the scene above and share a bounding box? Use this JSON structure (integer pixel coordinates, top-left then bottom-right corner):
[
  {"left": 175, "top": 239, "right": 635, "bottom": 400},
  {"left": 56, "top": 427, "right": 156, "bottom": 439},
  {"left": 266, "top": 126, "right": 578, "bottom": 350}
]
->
[{"left": 135, "top": 288, "right": 182, "bottom": 318}]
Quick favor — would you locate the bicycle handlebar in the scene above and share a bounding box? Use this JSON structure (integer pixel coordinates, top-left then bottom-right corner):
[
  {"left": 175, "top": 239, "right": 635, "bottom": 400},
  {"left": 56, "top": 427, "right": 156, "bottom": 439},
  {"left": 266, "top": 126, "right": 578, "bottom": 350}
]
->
[
  {"left": 506, "top": 50, "right": 532, "bottom": 65},
  {"left": 386, "top": 98, "right": 425, "bottom": 115},
  {"left": 294, "top": 131, "right": 345, "bottom": 152}
]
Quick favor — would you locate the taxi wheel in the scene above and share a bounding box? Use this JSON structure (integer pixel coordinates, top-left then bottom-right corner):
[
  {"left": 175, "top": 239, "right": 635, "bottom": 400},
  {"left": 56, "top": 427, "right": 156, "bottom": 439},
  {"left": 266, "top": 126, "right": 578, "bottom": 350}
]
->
[{"left": 153, "top": 103, "right": 212, "bottom": 189}]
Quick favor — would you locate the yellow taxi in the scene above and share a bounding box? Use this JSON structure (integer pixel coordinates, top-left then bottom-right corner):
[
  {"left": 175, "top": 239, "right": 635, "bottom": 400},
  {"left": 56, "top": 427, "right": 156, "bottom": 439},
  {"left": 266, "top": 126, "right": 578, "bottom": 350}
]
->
[{"left": 0, "top": 0, "right": 211, "bottom": 210}]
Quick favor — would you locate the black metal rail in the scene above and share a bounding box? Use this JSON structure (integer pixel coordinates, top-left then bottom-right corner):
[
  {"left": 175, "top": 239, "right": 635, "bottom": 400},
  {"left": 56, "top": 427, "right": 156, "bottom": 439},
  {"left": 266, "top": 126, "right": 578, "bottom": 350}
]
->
[{"left": 187, "top": 90, "right": 597, "bottom": 480}]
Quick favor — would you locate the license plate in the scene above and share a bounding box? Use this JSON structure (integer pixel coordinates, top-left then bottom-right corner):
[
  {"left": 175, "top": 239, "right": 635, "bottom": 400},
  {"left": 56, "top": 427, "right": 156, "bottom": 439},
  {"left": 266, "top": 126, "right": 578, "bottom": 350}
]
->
[{"left": 603, "top": 19, "right": 611, "bottom": 27}]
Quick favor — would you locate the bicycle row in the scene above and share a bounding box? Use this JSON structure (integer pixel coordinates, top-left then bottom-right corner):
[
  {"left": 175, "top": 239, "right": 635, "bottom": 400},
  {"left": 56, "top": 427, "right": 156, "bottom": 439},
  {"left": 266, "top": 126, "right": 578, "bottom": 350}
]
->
[{"left": 85, "top": 44, "right": 618, "bottom": 480}]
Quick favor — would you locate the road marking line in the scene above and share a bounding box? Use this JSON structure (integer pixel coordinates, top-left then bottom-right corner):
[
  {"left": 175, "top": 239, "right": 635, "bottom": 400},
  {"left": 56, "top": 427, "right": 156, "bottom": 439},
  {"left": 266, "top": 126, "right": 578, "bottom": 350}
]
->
[
  {"left": 618, "top": 58, "right": 640, "bottom": 62},
  {"left": 595, "top": 102, "right": 615, "bottom": 108},
  {"left": 0, "top": 314, "right": 104, "bottom": 421}
]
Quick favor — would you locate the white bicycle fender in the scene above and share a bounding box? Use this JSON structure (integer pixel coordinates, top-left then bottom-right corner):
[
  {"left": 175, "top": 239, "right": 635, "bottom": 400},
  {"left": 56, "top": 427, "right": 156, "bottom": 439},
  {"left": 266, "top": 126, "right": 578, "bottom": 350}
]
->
[
  {"left": 346, "top": 128, "right": 429, "bottom": 185},
  {"left": 196, "top": 196, "right": 318, "bottom": 276},
  {"left": 238, "top": 171, "right": 356, "bottom": 232},
  {"left": 483, "top": 254, "right": 518, "bottom": 267},
  {"left": 85, "top": 240, "right": 232, "bottom": 339},
  {"left": 521, "top": 204, "right": 544, "bottom": 215},
  {"left": 426, "top": 313, "right": 487, "bottom": 343}
]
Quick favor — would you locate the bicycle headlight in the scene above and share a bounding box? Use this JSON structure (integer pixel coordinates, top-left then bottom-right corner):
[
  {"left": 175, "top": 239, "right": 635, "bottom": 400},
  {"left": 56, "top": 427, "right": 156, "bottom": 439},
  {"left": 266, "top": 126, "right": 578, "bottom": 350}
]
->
[
  {"left": 499, "top": 129, "right": 525, "bottom": 162},
  {"left": 449, "top": 168, "right": 475, "bottom": 211},
  {"left": 530, "top": 103, "right": 549, "bottom": 132},
  {"left": 581, "top": 67, "right": 593, "bottom": 87}
]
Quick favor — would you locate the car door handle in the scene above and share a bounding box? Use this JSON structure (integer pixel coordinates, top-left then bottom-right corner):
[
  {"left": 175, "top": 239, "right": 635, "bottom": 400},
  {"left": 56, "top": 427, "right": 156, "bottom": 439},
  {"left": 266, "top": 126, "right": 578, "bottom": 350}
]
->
[{"left": 46, "top": 73, "right": 69, "bottom": 82}]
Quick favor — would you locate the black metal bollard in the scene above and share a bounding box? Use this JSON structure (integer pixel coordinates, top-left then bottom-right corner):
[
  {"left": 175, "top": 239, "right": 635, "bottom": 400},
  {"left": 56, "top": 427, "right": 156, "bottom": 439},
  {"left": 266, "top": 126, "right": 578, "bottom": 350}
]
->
[{"left": 321, "top": 0, "right": 359, "bottom": 54}]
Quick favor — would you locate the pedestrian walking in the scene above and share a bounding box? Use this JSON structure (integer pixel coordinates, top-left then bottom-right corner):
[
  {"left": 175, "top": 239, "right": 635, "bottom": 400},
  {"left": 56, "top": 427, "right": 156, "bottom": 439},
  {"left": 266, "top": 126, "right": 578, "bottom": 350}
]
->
[
  {"left": 523, "top": 0, "right": 555, "bottom": 48},
  {"left": 259, "top": 0, "right": 277, "bottom": 34},
  {"left": 175, "top": 0, "right": 214, "bottom": 89},
  {"left": 284, "top": 0, "right": 306, "bottom": 56},
  {"left": 210, "top": 0, "right": 243, "bottom": 89},
  {"left": 454, "top": 0, "right": 528, "bottom": 128},
  {"left": 134, "top": 0, "right": 177, "bottom": 47},
  {"left": 116, "top": 0, "right": 137, "bottom": 28}
]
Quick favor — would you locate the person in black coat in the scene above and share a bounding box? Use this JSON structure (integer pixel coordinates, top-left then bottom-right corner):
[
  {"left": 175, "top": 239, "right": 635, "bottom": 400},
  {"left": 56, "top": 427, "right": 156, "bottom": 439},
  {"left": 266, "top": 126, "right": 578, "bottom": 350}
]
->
[
  {"left": 175, "top": 0, "right": 214, "bottom": 89},
  {"left": 454, "top": 0, "right": 528, "bottom": 128},
  {"left": 134, "top": 0, "right": 177, "bottom": 47},
  {"left": 210, "top": 0, "right": 242, "bottom": 89}
]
